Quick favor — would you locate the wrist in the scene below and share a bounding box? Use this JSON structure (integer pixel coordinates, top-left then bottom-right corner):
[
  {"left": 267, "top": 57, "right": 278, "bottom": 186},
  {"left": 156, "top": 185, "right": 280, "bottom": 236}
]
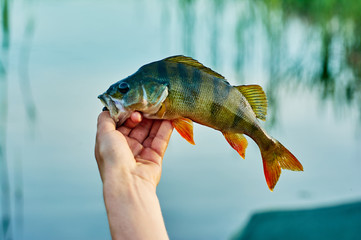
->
[
  {"left": 102, "top": 174, "right": 168, "bottom": 240},
  {"left": 102, "top": 165, "right": 157, "bottom": 195}
]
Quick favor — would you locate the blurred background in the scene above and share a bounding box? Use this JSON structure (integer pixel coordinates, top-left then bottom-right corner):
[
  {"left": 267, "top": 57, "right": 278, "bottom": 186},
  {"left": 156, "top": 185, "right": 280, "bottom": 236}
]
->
[{"left": 1, "top": 0, "right": 360, "bottom": 239}]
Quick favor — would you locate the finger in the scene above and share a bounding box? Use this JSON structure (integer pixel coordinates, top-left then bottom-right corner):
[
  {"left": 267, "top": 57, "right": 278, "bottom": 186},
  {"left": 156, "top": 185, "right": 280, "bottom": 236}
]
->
[
  {"left": 137, "top": 148, "right": 163, "bottom": 166},
  {"left": 117, "top": 112, "right": 143, "bottom": 136},
  {"left": 125, "top": 137, "right": 144, "bottom": 157},
  {"left": 150, "top": 120, "right": 174, "bottom": 159},
  {"left": 123, "top": 112, "right": 143, "bottom": 129},
  {"left": 149, "top": 120, "right": 162, "bottom": 139},
  {"left": 143, "top": 120, "right": 162, "bottom": 148},
  {"left": 128, "top": 118, "right": 154, "bottom": 143},
  {"left": 130, "top": 112, "right": 142, "bottom": 123},
  {"left": 97, "top": 111, "right": 116, "bottom": 136}
]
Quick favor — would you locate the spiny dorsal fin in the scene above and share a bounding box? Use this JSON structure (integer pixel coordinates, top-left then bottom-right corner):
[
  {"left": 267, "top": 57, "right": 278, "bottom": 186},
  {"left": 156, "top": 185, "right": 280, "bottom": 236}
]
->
[
  {"left": 235, "top": 85, "right": 268, "bottom": 121},
  {"left": 164, "top": 55, "right": 226, "bottom": 80}
]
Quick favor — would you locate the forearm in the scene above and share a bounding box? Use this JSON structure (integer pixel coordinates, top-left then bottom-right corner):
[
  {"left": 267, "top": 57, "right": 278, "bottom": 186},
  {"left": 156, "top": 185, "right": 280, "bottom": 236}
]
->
[{"left": 103, "top": 174, "right": 169, "bottom": 240}]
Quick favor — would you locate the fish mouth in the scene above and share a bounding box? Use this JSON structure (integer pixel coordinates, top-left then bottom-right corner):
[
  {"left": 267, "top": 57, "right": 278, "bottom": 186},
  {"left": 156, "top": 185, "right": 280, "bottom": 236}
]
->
[
  {"left": 98, "top": 93, "right": 118, "bottom": 116},
  {"left": 98, "top": 93, "right": 129, "bottom": 123}
]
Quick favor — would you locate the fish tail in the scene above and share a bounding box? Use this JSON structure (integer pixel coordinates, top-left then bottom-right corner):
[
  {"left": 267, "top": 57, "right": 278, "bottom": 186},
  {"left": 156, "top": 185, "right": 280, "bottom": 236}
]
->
[{"left": 261, "top": 140, "right": 303, "bottom": 191}]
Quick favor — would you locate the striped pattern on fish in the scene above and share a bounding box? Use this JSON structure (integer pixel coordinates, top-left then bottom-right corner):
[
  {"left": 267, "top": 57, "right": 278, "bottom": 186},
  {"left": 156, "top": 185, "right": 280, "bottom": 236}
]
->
[{"left": 98, "top": 55, "right": 303, "bottom": 191}]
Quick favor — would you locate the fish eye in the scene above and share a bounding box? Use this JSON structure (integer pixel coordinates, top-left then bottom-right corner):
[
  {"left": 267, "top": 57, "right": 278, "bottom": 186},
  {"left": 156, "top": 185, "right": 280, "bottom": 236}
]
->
[{"left": 118, "top": 82, "right": 130, "bottom": 94}]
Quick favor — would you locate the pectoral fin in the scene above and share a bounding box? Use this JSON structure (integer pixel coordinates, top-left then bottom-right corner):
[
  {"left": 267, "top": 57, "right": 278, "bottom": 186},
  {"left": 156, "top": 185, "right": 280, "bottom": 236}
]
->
[
  {"left": 223, "top": 132, "right": 248, "bottom": 159},
  {"left": 155, "top": 101, "right": 167, "bottom": 118},
  {"left": 172, "top": 118, "right": 195, "bottom": 145}
]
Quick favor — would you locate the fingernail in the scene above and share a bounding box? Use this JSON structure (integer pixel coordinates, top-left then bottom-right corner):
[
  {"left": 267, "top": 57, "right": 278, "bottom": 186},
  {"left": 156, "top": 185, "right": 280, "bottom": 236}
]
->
[{"left": 102, "top": 107, "right": 109, "bottom": 111}]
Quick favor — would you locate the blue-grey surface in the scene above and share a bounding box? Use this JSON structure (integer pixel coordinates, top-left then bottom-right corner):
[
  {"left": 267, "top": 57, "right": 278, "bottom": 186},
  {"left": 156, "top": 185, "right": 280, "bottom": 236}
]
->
[
  {"left": 233, "top": 201, "right": 361, "bottom": 240},
  {"left": 1, "top": 0, "right": 360, "bottom": 240}
]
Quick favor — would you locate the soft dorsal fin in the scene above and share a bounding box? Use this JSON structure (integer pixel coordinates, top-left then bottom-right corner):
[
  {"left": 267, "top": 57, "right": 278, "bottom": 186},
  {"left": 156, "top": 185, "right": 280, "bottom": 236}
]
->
[
  {"left": 235, "top": 85, "right": 268, "bottom": 121},
  {"left": 164, "top": 55, "right": 226, "bottom": 80}
]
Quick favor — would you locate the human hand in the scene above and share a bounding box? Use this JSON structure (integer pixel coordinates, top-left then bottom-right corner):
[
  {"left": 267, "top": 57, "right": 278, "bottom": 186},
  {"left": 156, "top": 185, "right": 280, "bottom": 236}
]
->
[
  {"left": 95, "top": 111, "right": 173, "bottom": 189},
  {"left": 95, "top": 111, "right": 173, "bottom": 240}
]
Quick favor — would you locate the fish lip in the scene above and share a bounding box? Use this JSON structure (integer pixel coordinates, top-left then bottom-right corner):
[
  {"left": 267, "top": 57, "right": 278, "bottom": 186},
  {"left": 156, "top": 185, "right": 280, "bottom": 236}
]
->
[
  {"left": 98, "top": 93, "right": 131, "bottom": 124},
  {"left": 98, "top": 93, "right": 120, "bottom": 121},
  {"left": 98, "top": 94, "right": 108, "bottom": 107}
]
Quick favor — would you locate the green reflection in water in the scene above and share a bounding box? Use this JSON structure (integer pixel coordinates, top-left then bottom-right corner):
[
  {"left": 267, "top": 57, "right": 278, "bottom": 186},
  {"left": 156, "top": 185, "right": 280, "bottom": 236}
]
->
[
  {"left": 0, "top": 0, "right": 36, "bottom": 239},
  {"left": 178, "top": 0, "right": 196, "bottom": 56},
  {"left": 176, "top": 0, "right": 361, "bottom": 125},
  {"left": 0, "top": 0, "right": 11, "bottom": 238},
  {"left": 258, "top": 0, "right": 361, "bottom": 122}
]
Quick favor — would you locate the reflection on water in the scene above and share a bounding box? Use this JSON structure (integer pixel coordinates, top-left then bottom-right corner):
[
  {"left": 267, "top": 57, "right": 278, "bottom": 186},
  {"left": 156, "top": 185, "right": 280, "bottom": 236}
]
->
[
  {"left": 1, "top": 0, "right": 11, "bottom": 239},
  {"left": 178, "top": 0, "right": 196, "bottom": 56},
  {"left": 18, "top": 13, "right": 37, "bottom": 125},
  {"left": 1, "top": 0, "right": 36, "bottom": 239},
  {"left": 177, "top": 0, "right": 361, "bottom": 125},
  {"left": 259, "top": 0, "right": 361, "bottom": 123}
]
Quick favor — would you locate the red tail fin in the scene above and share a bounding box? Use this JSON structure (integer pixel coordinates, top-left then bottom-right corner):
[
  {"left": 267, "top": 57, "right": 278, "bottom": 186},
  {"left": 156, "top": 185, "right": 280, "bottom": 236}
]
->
[{"left": 261, "top": 141, "right": 303, "bottom": 191}]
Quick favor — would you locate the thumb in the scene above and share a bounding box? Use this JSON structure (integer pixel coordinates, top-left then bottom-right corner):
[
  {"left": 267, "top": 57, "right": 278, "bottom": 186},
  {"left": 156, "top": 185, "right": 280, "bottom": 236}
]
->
[{"left": 97, "top": 111, "right": 116, "bottom": 136}]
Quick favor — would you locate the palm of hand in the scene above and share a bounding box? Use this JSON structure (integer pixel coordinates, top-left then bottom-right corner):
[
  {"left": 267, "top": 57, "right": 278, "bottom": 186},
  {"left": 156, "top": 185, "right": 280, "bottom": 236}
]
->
[{"left": 95, "top": 111, "right": 173, "bottom": 188}]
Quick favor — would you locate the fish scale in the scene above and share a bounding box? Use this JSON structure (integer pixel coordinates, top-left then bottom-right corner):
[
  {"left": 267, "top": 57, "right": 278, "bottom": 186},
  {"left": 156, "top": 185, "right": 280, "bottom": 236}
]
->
[{"left": 165, "top": 62, "right": 244, "bottom": 131}]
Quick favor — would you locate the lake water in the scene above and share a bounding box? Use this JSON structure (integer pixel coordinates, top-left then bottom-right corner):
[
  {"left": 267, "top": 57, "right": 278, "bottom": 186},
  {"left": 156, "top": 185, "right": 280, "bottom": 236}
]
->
[{"left": 1, "top": 0, "right": 361, "bottom": 239}]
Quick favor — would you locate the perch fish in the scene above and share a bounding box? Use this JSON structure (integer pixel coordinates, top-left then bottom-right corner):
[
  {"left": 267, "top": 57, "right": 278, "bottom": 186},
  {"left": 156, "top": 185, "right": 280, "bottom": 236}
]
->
[{"left": 98, "top": 56, "right": 303, "bottom": 191}]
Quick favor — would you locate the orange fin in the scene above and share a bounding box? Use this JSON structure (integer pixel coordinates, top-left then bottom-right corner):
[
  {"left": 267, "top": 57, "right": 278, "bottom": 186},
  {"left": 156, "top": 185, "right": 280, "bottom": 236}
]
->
[
  {"left": 172, "top": 118, "right": 195, "bottom": 145},
  {"left": 235, "top": 85, "right": 267, "bottom": 121},
  {"left": 261, "top": 140, "right": 303, "bottom": 191},
  {"left": 223, "top": 132, "right": 248, "bottom": 159}
]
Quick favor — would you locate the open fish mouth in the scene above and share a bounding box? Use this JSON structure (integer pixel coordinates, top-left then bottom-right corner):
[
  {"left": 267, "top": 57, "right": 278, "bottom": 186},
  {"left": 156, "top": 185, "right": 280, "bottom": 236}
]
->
[
  {"left": 98, "top": 93, "right": 130, "bottom": 123},
  {"left": 98, "top": 93, "right": 118, "bottom": 116}
]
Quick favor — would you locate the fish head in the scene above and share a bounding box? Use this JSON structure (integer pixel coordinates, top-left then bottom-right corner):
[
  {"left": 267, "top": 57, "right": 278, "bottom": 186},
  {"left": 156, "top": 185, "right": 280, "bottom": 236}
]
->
[{"left": 98, "top": 75, "right": 168, "bottom": 124}]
